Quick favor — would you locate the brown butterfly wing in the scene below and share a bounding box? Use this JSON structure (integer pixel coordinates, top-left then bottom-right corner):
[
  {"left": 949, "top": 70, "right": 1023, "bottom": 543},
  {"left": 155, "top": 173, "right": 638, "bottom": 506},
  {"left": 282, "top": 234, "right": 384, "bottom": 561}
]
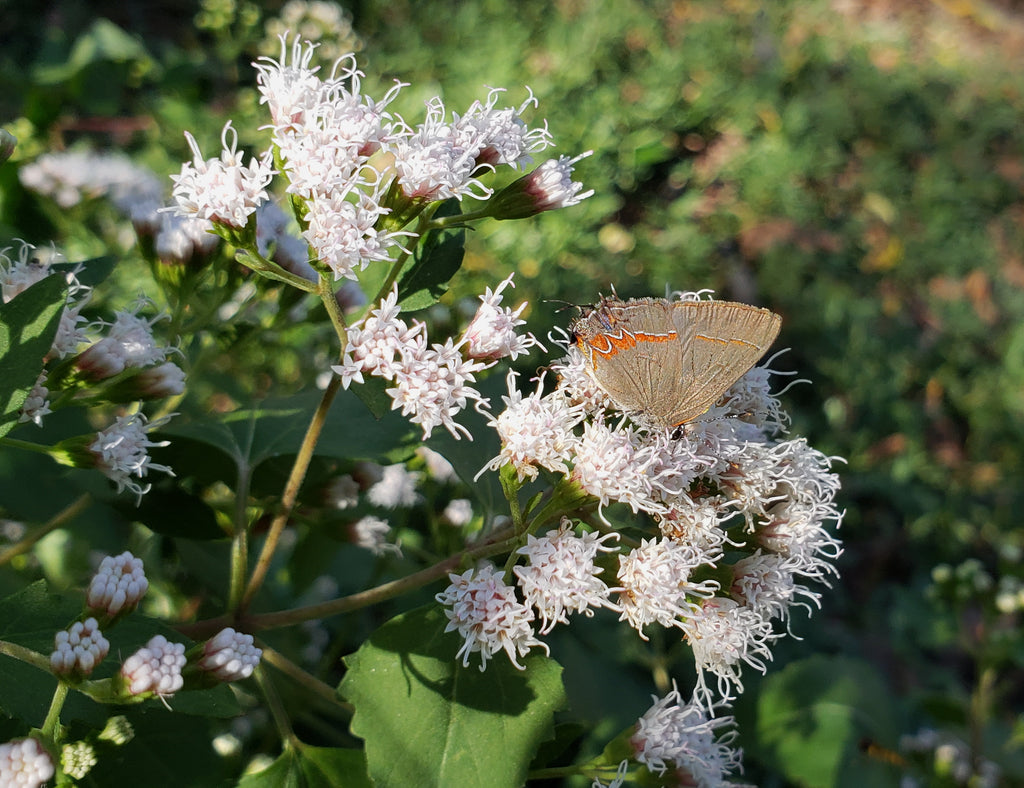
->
[
  {"left": 664, "top": 301, "right": 781, "bottom": 426},
  {"left": 579, "top": 299, "right": 679, "bottom": 415}
]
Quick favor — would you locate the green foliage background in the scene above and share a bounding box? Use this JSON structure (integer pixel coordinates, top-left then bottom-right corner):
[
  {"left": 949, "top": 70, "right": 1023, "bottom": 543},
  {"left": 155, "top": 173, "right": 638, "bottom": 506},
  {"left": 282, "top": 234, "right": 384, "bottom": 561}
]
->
[{"left": 2, "top": 0, "right": 1024, "bottom": 785}]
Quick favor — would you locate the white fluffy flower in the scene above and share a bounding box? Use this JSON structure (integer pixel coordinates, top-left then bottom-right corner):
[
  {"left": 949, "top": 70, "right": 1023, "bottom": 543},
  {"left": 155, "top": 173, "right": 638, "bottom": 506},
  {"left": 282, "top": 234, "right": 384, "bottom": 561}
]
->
[
  {"left": 571, "top": 420, "right": 664, "bottom": 516},
  {"left": 681, "top": 597, "right": 778, "bottom": 704},
  {"left": 351, "top": 515, "right": 402, "bottom": 556},
  {"left": 435, "top": 563, "right": 548, "bottom": 671},
  {"left": 631, "top": 685, "right": 743, "bottom": 783},
  {"left": 514, "top": 522, "right": 619, "bottom": 633},
  {"left": 461, "top": 274, "right": 542, "bottom": 361},
  {"left": 441, "top": 498, "right": 473, "bottom": 527},
  {"left": 90, "top": 411, "right": 175, "bottom": 503},
  {"left": 616, "top": 538, "right": 719, "bottom": 638},
  {"left": 481, "top": 370, "right": 584, "bottom": 482},
  {"left": 366, "top": 464, "right": 421, "bottom": 508},
  {"left": 171, "top": 122, "right": 274, "bottom": 228}
]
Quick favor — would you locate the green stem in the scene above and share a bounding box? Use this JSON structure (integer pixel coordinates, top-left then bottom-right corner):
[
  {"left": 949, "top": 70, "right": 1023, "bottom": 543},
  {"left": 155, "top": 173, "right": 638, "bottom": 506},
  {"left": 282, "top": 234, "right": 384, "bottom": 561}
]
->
[
  {"left": 227, "top": 462, "right": 253, "bottom": 613},
  {"left": 259, "top": 643, "right": 349, "bottom": 710},
  {"left": 0, "top": 494, "right": 91, "bottom": 567},
  {"left": 426, "top": 208, "right": 489, "bottom": 228},
  {"left": 0, "top": 640, "right": 52, "bottom": 672},
  {"left": 318, "top": 272, "right": 349, "bottom": 344},
  {"left": 0, "top": 436, "right": 57, "bottom": 456},
  {"left": 374, "top": 204, "right": 442, "bottom": 302},
  {"left": 40, "top": 682, "right": 69, "bottom": 740},
  {"left": 239, "top": 374, "right": 342, "bottom": 614},
  {"left": 180, "top": 525, "right": 521, "bottom": 637},
  {"left": 253, "top": 663, "right": 298, "bottom": 749}
]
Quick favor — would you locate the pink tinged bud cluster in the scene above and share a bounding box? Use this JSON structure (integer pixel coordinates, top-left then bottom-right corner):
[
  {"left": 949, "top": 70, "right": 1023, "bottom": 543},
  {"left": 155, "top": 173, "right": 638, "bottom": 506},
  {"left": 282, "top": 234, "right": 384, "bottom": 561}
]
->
[
  {"left": 630, "top": 687, "right": 743, "bottom": 784},
  {"left": 461, "top": 274, "right": 542, "bottom": 361},
  {"left": 131, "top": 362, "right": 187, "bottom": 398},
  {"left": 51, "top": 617, "right": 110, "bottom": 676},
  {"left": 121, "top": 635, "right": 186, "bottom": 697},
  {"left": 0, "top": 738, "right": 54, "bottom": 788},
  {"left": 75, "top": 307, "right": 177, "bottom": 380},
  {"left": 87, "top": 551, "right": 149, "bottom": 617},
  {"left": 521, "top": 152, "right": 595, "bottom": 212},
  {"left": 171, "top": 122, "right": 274, "bottom": 228},
  {"left": 435, "top": 563, "right": 548, "bottom": 671},
  {"left": 480, "top": 370, "right": 585, "bottom": 482},
  {"left": 514, "top": 523, "right": 620, "bottom": 634},
  {"left": 90, "top": 411, "right": 175, "bottom": 503},
  {"left": 333, "top": 288, "right": 490, "bottom": 440},
  {"left": 198, "top": 628, "right": 262, "bottom": 682},
  {"left": 616, "top": 539, "right": 720, "bottom": 638}
]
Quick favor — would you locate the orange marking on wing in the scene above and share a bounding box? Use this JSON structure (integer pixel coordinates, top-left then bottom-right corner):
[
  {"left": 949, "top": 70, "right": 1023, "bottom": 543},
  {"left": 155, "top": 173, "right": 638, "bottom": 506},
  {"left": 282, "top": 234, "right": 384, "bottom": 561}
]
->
[
  {"left": 694, "top": 333, "right": 758, "bottom": 349},
  {"left": 589, "top": 330, "right": 676, "bottom": 360}
]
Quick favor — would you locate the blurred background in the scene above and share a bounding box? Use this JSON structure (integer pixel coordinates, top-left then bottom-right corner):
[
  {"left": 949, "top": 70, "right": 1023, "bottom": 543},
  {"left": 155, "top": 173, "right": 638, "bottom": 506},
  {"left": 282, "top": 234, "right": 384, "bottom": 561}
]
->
[{"left": 2, "top": 0, "right": 1024, "bottom": 784}]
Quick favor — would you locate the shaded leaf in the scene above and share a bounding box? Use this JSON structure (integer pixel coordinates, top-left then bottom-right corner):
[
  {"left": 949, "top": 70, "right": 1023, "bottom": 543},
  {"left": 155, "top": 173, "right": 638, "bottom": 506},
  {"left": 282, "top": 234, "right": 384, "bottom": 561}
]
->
[
  {"left": 0, "top": 275, "right": 67, "bottom": 439},
  {"left": 397, "top": 200, "right": 465, "bottom": 311},
  {"left": 757, "top": 655, "right": 901, "bottom": 788}
]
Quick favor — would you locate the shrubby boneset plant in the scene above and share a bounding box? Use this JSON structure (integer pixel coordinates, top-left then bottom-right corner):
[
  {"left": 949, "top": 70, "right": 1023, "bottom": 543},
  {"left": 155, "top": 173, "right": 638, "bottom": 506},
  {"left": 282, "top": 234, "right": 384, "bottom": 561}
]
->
[{"left": 0, "top": 33, "right": 840, "bottom": 788}]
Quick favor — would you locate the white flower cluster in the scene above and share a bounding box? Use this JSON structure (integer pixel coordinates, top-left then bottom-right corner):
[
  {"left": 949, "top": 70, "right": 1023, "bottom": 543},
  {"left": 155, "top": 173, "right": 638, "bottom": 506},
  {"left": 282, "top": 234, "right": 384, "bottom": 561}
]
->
[
  {"left": 86, "top": 550, "right": 149, "bottom": 618},
  {"left": 166, "top": 36, "right": 587, "bottom": 281},
  {"left": 326, "top": 450, "right": 468, "bottom": 554},
  {"left": 17, "top": 150, "right": 220, "bottom": 266},
  {"left": 435, "top": 563, "right": 549, "bottom": 671},
  {"left": 446, "top": 291, "right": 842, "bottom": 713},
  {"left": 19, "top": 150, "right": 164, "bottom": 210},
  {"left": 630, "top": 686, "right": 743, "bottom": 784},
  {"left": 197, "top": 627, "right": 263, "bottom": 682},
  {"left": 0, "top": 738, "right": 54, "bottom": 788},
  {"left": 50, "top": 617, "right": 110, "bottom": 677},
  {"left": 0, "top": 241, "right": 90, "bottom": 362},
  {"left": 74, "top": 301, "right": 183, "bottom": 387},
  {"left": 333, "top": 278, "right": 542, "bottom": 440},
  {"left": 90, "top": 411, "right": 175, "bottom": 503},
  {"left": 171, "top": 123, "right": 275, "bottom": 229}
]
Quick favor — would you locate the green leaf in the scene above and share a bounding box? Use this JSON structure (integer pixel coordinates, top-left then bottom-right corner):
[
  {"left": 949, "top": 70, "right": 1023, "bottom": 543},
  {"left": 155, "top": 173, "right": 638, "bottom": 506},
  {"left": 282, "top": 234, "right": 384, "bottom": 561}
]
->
[
  {"left": 159, "top": 389, "right": 415, "bottom": 490},
  {"left": 85, "top": 706, "right": 225, "bottom": 787},
  {"left": 108, "top": 479, "right": 223, "bottom": 540},
  {"left": 0, "top": 274, "right": 67, "bottom": 439},
  {"left": 396, "top": 200, "right": 465, "bottom": 311},
  {"left": 238, "top": 745, "right": 371, "bottom": 788},
  {"left": 351, "top": 374, "right": 393, "bottom": 421},
  {"left": 51, "top": 256, "right": 116, "bottom": 289},
  {"left": 756, "top": 655, "right": 901, "bottom": 788},
  {"left": 340, "top": 605, "right": 566, "bottom": 788}
]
